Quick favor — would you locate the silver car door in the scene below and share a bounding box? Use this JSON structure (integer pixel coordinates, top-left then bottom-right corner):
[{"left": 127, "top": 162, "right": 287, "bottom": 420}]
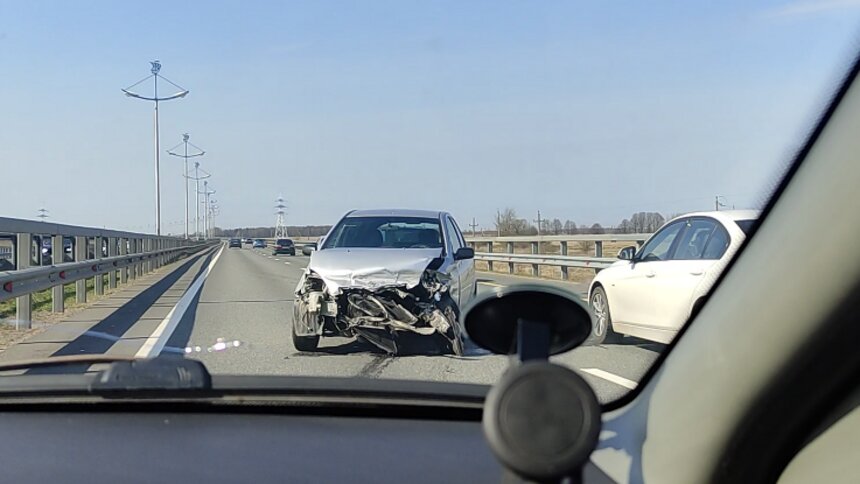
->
[{"left": 443, "top": 216, "right": 464, "bottom": 306}]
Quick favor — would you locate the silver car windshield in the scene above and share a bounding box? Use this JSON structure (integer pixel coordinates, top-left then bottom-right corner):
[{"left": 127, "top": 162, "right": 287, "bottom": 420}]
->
[{"left": 323, "top": 217, "right": 443, "bottom": 249}]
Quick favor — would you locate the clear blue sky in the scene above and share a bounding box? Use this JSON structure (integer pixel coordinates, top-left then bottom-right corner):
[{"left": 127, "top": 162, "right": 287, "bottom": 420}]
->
[{"left": 2, "top": 1, "right": 860, "bottom": 233}]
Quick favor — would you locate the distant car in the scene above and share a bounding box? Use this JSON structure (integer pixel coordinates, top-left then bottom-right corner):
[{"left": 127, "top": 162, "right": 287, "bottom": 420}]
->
[
  {"left": 39, "top": 238, "right": 73, "bottom": 260},
  {"left": 228, "top": 238, "right": 242, "bottom": 248},
  {"left": 587, "top": 210, "right": 759, "bottom": 345},
  {"left": 301, "top": 242, "right": 317, "bottom": 256},
  {"left": 272, "top": 238, "right": 296, "bottom": 256},
  {"left": 244, "top": 238, "right": 253, "bottom": 244},
  {"left": 252, "top": 239, "right": 266, "bottom": 248},
  {"left": 302, "top": 235, "right": 326, "bottom": 255}
]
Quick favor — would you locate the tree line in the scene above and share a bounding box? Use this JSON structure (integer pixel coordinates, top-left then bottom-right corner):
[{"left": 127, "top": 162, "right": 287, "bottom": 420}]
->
[
  {"left": 212, "top": 209, "right": 667, "bottom": 239},
  {"left": 491, "top": 208, "right": 666, "bottom": 236}
]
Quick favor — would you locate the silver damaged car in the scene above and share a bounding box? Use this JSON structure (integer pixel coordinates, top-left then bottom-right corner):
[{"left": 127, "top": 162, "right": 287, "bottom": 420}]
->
[{"left": 293, "top": 209, "right": 477, "bottom": 355}]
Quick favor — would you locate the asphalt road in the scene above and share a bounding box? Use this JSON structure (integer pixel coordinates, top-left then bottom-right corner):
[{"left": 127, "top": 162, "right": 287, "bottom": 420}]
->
[{"left": 0, "top": 244, "right": 663, "bottom": 403}]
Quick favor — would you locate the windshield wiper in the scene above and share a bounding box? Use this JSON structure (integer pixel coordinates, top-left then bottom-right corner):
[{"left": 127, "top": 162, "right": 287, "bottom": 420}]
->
[{"left": 0, "top": 355, "right": 211, "bottom": 392}]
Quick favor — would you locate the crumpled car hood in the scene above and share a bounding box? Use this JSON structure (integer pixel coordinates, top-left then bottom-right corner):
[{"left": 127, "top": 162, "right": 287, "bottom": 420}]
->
[{"left": 306, "top": 248, "right": 442, "bottom": 294}]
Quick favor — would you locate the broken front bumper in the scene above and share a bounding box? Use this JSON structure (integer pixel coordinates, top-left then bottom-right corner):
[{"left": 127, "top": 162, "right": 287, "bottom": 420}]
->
[{"left": 294, "top": 271, "right": 464, "bottom": 355}]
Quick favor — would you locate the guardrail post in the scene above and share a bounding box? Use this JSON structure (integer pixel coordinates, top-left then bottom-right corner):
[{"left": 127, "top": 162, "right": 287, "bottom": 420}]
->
[
  {"left": 15, "top": 233, "right": 32, "bottom": 329},
  {"left": 142, "top": 238, "right": 148, "bottom": 275},
  {"left": 140, "top": 239, "right": 152, "bottom": 274},
  {"left": 52, "top": 234, "right": 64, "bottom": 313},
  {"left": 146, "top": 239, "right": 153, "bottom": 273},
  {"left": 108, "top": 237, "right": 118, "bottom": 289},
  {"left": 75, "top": 236, "right": 87, "bottom": 304},
  {"left": 142, "top": 239, "right": 148, "bottom": 274},
  {"left": 530, "top": 242, "right": 539, "bottom": 276},
  {"left": 560, "top": 241, "right": 569, "bottom": 280},
  {"left": 129, "top": 239, "right": 138, "bottom": 281},
  {"left": 594, "top": 241, "right": 603, "bottom": 258},
  {"left": 34, "top": 236, "right": 44, "bottom": 267},
  {"left": 94, "top": 236, "right": 104, "bottom": 296},
  {"left": 486, "top": 242, "right": 493, "bottom": 272},
  {"left": 119, "top": 238, "right": 128, "bottom": 284}
]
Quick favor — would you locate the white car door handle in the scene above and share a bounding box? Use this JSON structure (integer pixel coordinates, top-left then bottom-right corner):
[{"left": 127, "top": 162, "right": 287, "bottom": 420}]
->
[
  {"left": 645, "top": 272, "right": 656, "bottom": 278},
  {"left": 690, "top": 270, "right": 704, "bottom": 276}
]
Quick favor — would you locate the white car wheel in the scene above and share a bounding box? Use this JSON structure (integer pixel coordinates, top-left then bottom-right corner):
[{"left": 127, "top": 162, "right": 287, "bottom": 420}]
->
[{"left": 588, "top": 286, "right": 619, "bottom": 345}]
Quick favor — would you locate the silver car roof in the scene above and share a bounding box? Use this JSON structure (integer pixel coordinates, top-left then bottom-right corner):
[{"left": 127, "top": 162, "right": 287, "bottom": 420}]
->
[{"left": 345, "top": 209, "right": 445, "bottom": 219}]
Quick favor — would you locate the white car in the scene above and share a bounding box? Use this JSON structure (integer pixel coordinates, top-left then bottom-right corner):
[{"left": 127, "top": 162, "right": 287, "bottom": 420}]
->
[{"left": 587, "top": 210, "right": 759, "bottom": 344}]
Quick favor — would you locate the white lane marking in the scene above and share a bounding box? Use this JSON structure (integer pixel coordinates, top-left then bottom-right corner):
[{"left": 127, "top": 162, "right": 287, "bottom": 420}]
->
[
  {"left": 580, "top": 368, "right": 638, "bottom": 389},
  {"left": 478, "top": 281, "right": 505, "bottom": 288},
  {"left": 284, "top": 261, "right": 291, "bottom": 265},
  {"left": 274, "top": 258, "right": 280, "bottom": 261},
  {"left": 135, "top": 246, "right": 225, "bottom": 358}
]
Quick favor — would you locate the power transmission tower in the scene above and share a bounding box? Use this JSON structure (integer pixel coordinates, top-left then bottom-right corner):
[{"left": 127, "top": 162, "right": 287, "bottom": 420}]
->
[
  {"left": 275, "top": 196, "right": 289, "bottom": 239},
  {"left": 37, "top": 208, "right": 49, "bottom": 221},
  {"left": 167, "top": 133, "right": 205, "bottom": 239}
]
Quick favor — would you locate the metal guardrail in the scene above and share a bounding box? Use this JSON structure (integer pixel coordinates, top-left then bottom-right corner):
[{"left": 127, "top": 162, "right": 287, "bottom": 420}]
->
[
  {"left": 465, "top": 233, "right": 652, "bottom": 279},
  {"left": 476, "top": 252, "right": 617, "bottom": 270},
  {"left": 0, "top": 243, "right": 213, "bottom": 302},
  {"left": 466, "top": 234, "right": 650, "bottom": 243},
  {"left": 0, "top": 217, "right": 217, "bottom": 328}
]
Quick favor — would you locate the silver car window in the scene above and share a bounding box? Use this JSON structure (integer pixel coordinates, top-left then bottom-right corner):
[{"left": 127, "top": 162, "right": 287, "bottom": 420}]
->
[
  {"left": 445, "top": 217, "right": 463, "bottom": 252},
  {"left": 450, "top": 218, "right": 467, "bottom": 248}
]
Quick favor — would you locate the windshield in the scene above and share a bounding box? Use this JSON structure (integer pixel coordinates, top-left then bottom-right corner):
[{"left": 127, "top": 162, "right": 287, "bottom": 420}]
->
[
  {"left": 323, "top": 217, "right": 443, "bottom": 249},
  {"left": 1, "top": 2, "right": 858, "bottom": 405}
]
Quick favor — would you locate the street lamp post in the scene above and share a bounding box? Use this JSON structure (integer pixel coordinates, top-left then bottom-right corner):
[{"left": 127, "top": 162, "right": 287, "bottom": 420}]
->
[
  {"left": 200, "top": 181, "right": 216, "bottom": 240},
  {"left": 167, "top": 134, "right": 205, "bottom": 239},
  {"left": 209, "top": 199, "right": 219, "bottom": 239},
  {"left": 190, "top": 162, "right": 211, "bottom": 239},
  {"left": 122, "top": 61, "right": 189, "bottom": 235}
]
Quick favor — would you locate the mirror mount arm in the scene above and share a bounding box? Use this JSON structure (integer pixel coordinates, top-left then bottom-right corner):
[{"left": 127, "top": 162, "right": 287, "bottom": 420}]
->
[{"left": 517, "top": 318, "right": 551, "bottom": 362}]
